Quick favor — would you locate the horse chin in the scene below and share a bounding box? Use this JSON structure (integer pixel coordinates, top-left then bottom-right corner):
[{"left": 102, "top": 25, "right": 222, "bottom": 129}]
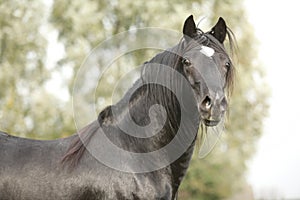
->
[{"left": 202, "top": 119, "right": 220, "bottom": 127}]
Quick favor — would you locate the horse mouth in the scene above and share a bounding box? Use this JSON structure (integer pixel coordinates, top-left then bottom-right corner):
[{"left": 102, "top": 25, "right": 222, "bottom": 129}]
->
[{"left": 203, "top": 119, "right": 220, "bottom": 127}]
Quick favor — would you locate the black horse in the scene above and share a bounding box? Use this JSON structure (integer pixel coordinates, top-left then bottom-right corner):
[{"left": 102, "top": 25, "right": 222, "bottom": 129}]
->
[{"left": 0, "top": 15, "right": 235, "bottom": 200}]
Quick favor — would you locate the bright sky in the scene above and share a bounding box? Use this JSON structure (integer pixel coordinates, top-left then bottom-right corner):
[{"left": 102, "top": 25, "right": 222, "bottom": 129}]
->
[{"left": 245, "top": 0, "right": 300, "bottom": 199}]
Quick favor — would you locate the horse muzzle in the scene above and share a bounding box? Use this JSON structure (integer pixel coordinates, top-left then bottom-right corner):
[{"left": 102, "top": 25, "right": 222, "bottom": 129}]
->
[{"left": 198, "top": 94, "right": 227, "bottom": 127}]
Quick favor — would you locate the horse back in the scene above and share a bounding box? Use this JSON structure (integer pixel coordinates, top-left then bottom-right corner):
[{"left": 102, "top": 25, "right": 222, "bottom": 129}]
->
[{"left": 0, "top": 132, "right": 69, "bottom": 167}]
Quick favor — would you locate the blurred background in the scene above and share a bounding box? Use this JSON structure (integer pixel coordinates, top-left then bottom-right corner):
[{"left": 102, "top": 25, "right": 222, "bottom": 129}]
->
[{"left": 0, "top": 0, "right": 298, "bottom": 199}]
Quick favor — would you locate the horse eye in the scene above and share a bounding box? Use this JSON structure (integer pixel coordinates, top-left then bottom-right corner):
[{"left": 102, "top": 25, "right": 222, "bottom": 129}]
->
[
  {"left": 194, "top": 81, "right": 201, "bottom": 85},
  {"left": 182, "top": 58, "right": 191, "bottom": 66},
  {"left": 225, "top": 62, "right": 231, "bottom": 70}
]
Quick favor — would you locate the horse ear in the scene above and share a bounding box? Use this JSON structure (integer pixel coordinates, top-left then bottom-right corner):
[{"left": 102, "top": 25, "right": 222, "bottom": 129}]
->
[
  {"left": 209, "top": 17, "right": 227, "bottom": 43},
  {"left": 183, "top": 15, "right": 197, "bottom": 39}
]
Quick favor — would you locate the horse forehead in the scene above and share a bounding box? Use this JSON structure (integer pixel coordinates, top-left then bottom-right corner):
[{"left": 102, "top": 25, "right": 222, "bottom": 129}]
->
[
  {"left": 199, "top": 46, "right": 215, "bottom": 57},
  {"left": 185, "top": 45, "right": 215, "bottom": 58}
]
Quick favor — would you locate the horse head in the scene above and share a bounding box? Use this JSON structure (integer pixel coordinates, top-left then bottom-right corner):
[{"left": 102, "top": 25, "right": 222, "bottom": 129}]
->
[{"left": 181, "top": 15, "right": 234, "bottom": 127}]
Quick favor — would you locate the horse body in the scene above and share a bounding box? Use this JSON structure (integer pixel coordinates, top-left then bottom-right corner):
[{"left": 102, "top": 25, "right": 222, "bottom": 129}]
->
[
  {"left": 0, "top": 124, "right": 191, "bottom": 200},
  {"left": 0, "top": 15, "right": 235, "bottom": 200}
]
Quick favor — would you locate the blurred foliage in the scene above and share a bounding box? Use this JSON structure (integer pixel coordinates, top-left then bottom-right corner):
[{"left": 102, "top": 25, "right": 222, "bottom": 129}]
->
[
  {"left": 0, "top": 0, "right": 269, "bottom": 199},
  {"left": 0, "top": 0, "right": 75, "bottom": 138}
]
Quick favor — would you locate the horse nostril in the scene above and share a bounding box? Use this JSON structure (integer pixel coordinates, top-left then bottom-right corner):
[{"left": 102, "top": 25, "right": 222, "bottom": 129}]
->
[{"left": 200, "top": 96, "right": 212, "bottom": 111}]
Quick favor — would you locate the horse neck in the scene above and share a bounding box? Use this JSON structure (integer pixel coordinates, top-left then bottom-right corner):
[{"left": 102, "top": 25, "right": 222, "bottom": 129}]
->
[
  {"left": 112, "top": 74, "right": 197, "bottom": 184},
  {"left": 100, "top": 45, "right": 199, "bottom": 187},
  {"left": 127, "top": 90, "right": 197, "bottom": 190},
  {"left": 109, "top": 79, "right": 182, "bottom": 151}
]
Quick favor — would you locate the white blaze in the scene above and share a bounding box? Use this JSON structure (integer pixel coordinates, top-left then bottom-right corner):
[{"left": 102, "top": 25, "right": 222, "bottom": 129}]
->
[{"left": 200, "top": 46, "right": 215, "bottom": 57}]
